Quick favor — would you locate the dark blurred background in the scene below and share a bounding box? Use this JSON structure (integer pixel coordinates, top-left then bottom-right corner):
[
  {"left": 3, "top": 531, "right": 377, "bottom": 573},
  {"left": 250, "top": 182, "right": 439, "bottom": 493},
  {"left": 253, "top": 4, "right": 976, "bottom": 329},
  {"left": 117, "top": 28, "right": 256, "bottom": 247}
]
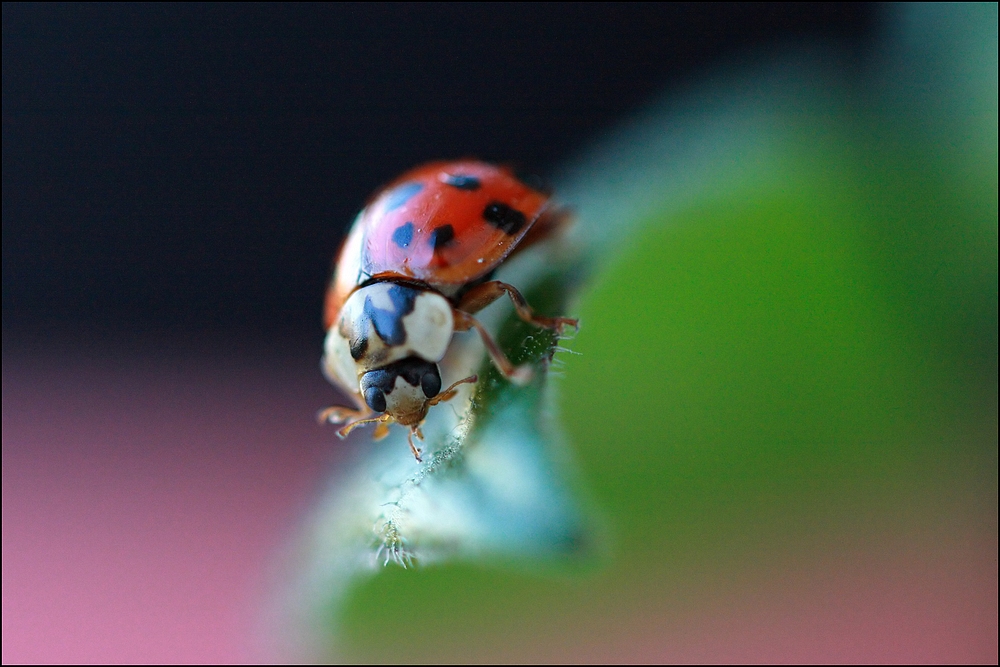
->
[{"left": 3, "top": 3, "right": 882, "bottom": 345}]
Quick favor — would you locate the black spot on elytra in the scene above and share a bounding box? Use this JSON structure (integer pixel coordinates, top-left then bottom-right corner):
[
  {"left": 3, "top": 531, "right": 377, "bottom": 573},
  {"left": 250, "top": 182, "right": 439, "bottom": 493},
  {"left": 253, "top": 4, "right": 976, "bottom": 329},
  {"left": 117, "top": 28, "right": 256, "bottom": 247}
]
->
[
  {"left": 391, "top": 222, "right": 414, "bottom": 248},
  {"left": 442, "top": 174, "right": 481, "bottom": 191},
  {"left": 483, "top": 201, "right": 527, "bottom": 235},
  {"left": 428, "top": 224, "right": 455, "bottom": 250},
  {"left": 360, "top": 358, "right": 442, "bottom": 412},
  {"left": 349, "top": 284, "right": 419, "bottom": 360},
  {"left": 383, "top": 182, "right": 423, "bottom": 211}
]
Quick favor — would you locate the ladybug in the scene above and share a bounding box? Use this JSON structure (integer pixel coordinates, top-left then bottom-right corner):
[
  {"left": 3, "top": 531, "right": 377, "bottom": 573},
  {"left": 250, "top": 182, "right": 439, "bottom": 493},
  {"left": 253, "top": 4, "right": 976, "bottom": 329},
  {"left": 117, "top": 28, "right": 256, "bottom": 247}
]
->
[{"left": 320, "top": 160, "right": 577, "bottom": 460}]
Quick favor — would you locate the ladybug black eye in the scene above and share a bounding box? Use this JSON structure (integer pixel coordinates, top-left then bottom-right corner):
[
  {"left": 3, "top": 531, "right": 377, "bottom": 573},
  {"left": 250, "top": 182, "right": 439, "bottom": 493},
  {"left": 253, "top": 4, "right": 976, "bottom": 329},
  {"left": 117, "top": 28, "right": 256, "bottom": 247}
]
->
[
  {"left": 421, "top": 367, "right": 442, "bottom": 398},
  {"left": 364, "top": 386, "right": 387, "bottom": 413}
]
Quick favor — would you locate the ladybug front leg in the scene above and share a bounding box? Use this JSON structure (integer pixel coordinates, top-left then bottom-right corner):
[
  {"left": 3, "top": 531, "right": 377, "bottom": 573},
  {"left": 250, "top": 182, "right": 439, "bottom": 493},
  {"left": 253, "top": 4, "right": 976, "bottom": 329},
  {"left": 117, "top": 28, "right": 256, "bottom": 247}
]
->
[
  {"left": 425, "top": 374, "right": 478, "bottom": 406},
  {"left": 317, "top": 404, "right": 367, "bottom": 425},
  {"left": 453, "top": 309, "right": 533, "bottom": 385},
  {"left": 317, "top": 387, "right": 369, "bottom": 426},
  {"left": 318, "top": 403, "right": 392, "bottom": 440},
  {"left": 456, "top": 280, "right": 578, "bottom": 333}
]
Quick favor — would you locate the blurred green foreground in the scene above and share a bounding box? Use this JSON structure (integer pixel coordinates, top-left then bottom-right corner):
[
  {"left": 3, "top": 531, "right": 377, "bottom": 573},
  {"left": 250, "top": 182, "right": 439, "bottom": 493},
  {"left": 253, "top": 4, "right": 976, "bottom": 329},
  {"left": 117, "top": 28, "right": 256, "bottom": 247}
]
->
[{"left": 327, "top": 5, "right": 996, "bottom": 661}]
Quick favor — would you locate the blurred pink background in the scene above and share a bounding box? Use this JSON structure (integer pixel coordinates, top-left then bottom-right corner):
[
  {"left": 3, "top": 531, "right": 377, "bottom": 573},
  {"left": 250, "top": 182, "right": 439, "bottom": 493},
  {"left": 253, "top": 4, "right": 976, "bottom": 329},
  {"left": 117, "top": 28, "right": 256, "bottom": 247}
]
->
[{"left": 3, "top": 340, "right": 343, "bottom": 663}]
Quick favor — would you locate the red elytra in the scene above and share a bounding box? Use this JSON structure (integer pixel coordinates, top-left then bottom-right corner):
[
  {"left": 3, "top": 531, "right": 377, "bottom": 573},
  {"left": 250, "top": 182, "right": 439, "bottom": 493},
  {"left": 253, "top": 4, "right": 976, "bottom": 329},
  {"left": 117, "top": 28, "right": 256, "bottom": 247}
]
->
[{"left": 324, "top": 160, "right": 551, "bottom": 329}]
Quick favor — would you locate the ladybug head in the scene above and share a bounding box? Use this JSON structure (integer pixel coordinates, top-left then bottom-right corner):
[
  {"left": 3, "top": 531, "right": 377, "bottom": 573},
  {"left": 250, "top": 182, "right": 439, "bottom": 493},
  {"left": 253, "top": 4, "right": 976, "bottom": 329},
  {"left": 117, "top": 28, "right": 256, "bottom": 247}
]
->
[
  {"left": 358, "top": 357, "right": 442, "bottom": 426},
  {"left": 321, "top": 280, "right": 475, "bottom": 454}
]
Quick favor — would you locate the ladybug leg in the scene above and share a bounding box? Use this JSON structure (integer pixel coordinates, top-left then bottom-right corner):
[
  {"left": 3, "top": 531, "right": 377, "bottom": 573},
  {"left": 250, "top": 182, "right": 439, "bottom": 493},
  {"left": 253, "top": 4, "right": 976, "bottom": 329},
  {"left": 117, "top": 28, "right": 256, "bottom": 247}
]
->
[
  {"left": 406, "top": 429, "right": 423, "bottom": 462},
  {"left": 456, "top": 280, "right": 578, "bottom": 333},
  {"left": 453, "top": 310, "right": 534, "bottom": 385},
  {"left": 336, "top": 413, "right": 392, "bottom": 439},
  {"left": 426, "top": 374, "right": 478, "bottom": 406},
  {"left": 319, "top": 403, "right": 393, "bottom": 439},
  {"left": 317, "top": 403, "right": 370, "bottom": 426}
]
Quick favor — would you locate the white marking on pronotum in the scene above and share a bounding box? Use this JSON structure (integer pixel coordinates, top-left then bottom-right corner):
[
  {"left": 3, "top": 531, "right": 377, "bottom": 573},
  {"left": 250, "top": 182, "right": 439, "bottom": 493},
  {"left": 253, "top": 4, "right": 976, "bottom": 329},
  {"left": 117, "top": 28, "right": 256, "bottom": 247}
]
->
[{"left": 401, "top": 292, "right": 454, "bottom": 363}]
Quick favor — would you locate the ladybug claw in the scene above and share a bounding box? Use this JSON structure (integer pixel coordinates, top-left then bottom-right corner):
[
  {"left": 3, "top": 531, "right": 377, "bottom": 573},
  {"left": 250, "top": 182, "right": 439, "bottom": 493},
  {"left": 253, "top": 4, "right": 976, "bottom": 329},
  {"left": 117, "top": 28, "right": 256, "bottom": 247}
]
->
[
  {"left": 317, "top": 406, "right": 346, "bottom": 424},
  {"left": 556, "top": 317, "right": 580, "bottom": 334}
]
